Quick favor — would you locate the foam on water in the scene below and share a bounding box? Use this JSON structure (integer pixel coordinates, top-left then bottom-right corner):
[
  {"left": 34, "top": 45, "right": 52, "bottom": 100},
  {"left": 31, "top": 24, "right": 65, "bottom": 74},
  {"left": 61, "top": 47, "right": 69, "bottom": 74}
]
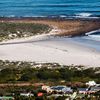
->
[
  {"left": 76, "top": 13, "right": 92, "bottom": 17},
  {"left": 88, "top": 34, "right": 100, "bottom": 42},
  {"left": 85, "top": 29, "right": 100, "bottom": 42},
  {"left": 88, "top": 35, "right": 100, "bottom": 41},
  {"left": 85, "top": 29, "right": 100, "bottom": 35}
]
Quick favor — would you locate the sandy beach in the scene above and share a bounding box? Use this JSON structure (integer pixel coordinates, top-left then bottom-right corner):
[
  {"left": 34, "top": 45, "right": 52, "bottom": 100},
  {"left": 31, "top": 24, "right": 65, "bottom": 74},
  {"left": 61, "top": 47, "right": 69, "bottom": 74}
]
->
[
  {"left": 0, "top": 18, "right": 100, "bottom": 67},
  {"left": 0, "top": 31, "right": 100, "bottom": 67}
]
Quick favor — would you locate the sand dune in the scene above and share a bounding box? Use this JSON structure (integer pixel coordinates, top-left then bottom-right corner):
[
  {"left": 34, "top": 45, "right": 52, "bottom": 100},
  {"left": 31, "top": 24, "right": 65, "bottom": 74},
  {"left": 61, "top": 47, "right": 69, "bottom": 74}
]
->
[{"left": 1, "top": 18, "right": 100, "bottom": 36}]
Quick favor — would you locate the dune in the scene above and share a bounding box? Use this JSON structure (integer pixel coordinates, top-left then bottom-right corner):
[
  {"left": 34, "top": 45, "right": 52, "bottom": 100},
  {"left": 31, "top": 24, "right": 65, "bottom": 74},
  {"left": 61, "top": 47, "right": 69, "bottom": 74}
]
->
[{"left": 0, "top": 18, "right": 100, "bottom": 36}]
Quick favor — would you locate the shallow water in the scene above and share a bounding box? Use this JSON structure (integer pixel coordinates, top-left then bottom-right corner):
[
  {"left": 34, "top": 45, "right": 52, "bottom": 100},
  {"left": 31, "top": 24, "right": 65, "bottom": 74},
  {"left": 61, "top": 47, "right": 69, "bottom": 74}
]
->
[{"left": 71, "top": 36, "right": 100, "bottom": 51}]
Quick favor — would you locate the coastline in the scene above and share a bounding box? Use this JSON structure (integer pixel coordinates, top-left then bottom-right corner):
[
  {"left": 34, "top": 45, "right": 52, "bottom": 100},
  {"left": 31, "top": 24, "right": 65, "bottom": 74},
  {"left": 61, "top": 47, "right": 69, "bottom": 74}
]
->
[
  {"left": 0, "top": 0, "right": 100, "bottom": 98},
  {"left": 0, "top": 17, "right": 100, "bottom": 37},
  {"left": 0, "top": 17, "right": 100, "bottom": 67},
  {"left": 0, "top": 31, "right": 100, "bottom": 67}
]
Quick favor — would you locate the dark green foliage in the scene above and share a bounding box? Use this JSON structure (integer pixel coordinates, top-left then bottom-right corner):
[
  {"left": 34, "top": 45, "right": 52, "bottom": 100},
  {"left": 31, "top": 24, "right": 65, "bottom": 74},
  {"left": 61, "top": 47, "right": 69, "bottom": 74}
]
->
[
  {"left": 36, "top": 69, "right": 61, "bottom": 80},
  {"left": 55, "top": 96, "right": 66, "bottom": 100},
  {"left": 58, "top": 68, "right": 73, "bottom": 81},
  {"left": 0, "top": 60, "right": 100, "bottom": 83},
  {"left": 19, "top": 68, "right": 37, "bottom": 81},
  {"left": 0, "top": 68, "right": 18, "bottom": 82}
]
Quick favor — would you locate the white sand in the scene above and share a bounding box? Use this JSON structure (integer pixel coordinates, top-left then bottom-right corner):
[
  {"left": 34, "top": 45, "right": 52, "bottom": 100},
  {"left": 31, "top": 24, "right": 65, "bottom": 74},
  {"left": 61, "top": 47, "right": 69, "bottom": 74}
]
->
[{"left": 0, "top": 32, "right": 100, "bottom": 67}]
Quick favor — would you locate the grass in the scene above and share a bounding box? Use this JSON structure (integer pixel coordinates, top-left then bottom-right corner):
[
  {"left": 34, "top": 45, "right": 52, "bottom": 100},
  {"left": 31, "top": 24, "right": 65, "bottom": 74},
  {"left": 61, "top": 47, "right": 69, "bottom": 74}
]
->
[{"left": 0, "top": 22, "right": 51, "bottom": 41}]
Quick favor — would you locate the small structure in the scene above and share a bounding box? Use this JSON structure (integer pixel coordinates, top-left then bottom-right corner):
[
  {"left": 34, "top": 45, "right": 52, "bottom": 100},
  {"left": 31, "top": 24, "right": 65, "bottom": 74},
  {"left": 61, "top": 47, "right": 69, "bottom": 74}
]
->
[
  {"left": 0, "top": 96, "right": 14, "bottom": 100},
  {"left": 42, "top": 85, "right": 50, "bottom": 91},
  {"left": 42, "top": 85, "right": 53, "bottom": 93},
  {"left": 78, "top": 88, "right": 87, "bottom": 94},
  {"left": 87, "top": 85, "right": 100, "bottom": 94},
  {"left": 20, "top": 92, "right": 34, "bottom": 97},
  {"left": 62, "top": 87, "right": 73, "bottom": 93},
  {"left": 50, "top": 85, "right": 67, "bottom": 93},
  {"left": 86, "top": 81, "right": 100, "bottom": 94},
  {"left": 37, "top": 92, "right": 43, "bottom": 97},
  {"left": 86, "top": 81, "right": 96, "bottom": 86}
]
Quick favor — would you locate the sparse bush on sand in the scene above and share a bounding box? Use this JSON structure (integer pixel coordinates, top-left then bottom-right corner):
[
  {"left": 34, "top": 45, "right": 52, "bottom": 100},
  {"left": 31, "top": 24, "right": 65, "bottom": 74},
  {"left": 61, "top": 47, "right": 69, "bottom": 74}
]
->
[{"left": 0, "top": 22, "right": 51, "bottom": 41}]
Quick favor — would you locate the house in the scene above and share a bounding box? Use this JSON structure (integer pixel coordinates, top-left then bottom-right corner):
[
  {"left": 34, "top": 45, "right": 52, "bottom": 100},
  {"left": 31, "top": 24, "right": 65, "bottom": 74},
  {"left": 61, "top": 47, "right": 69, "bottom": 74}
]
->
[
  {"left": 0, "top": 96, "right": 14, "bottom": 100},
  {"left": 88, "top": 85, "right": 100, "bottom": 93},
  {"left": 50, "top": 85, "right": 67, "bottom": 93},
  {"left": 86, "top": 81, "right": 96, "bottom": 86},
  {"left": 78, "top": 88, "right": 87, "bottom": 94},
  {"left": 20, "top": 92, "right": 34, "bottom": 97},
  {"left": 42, "top": 85, "right": 53, "bottom": 93},
  {"left": 42, "top": 85, "right": 50, "bottom": 91},
  {"left": 62, "top": 87, "right": 73, "bottom": 93}
]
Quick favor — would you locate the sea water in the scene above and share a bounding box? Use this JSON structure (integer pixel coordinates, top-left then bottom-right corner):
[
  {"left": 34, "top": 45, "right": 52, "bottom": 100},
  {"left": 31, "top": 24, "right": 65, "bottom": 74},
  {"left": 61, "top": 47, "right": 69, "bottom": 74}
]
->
[{"left": 0, "top": 0, "right": 100, "bottom": 18}]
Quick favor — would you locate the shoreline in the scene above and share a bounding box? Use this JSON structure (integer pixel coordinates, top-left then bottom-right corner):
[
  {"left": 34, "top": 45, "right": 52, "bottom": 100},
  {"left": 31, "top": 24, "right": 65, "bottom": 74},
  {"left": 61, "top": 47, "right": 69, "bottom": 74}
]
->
[
  {"left": 0, "top": 35, "right": 100, "bottom": 67},
  {"left": 0, "top": 16, "right": 100, "bottom": 20},
  {"left": 0, "top": 17, "right": 100, "bottom": 67},
  {"left": 0, "top": 17, "right": 100, "bottom": 37}
]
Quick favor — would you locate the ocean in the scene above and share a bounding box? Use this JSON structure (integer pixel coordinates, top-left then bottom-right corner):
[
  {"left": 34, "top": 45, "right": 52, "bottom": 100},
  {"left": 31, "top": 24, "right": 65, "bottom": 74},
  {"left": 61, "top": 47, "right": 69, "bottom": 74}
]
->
[
  {"left": 0, "top": 0, "right": 100, "bottom": 18},
  {"left": 0, "top": 0, "right": 100, "bottom": 49}
]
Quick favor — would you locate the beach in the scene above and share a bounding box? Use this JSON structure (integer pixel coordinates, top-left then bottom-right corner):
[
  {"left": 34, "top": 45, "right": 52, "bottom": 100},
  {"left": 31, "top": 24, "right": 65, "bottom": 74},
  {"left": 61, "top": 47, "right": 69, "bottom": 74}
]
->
[{"left": 0, "top": 18, "right": 100, "bottom": 67}]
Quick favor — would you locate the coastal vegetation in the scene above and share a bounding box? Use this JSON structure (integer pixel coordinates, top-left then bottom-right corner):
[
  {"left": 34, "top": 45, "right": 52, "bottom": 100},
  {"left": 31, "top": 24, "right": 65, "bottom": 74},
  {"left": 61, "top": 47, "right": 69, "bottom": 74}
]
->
[
  {"left": 0, "top": 60, "right": 100, "bottom": 84},
  {"left": 0, "top": 19, "right": 100, "bottom": 41},
  {"left": 0, "top": 22, "right": 51, "bottom": 41},
  {"left": 0, "top": 60, "right": 100, "bottom": 99}
]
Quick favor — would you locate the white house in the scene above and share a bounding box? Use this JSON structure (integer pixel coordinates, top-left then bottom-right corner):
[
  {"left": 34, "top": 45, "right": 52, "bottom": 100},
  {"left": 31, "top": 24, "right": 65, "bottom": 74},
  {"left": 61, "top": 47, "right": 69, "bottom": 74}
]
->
[
  {"left": 86, "top": 81, "right": 96, "bottom": 86},
  {"left": 20, "top": 93, "right": 34, "bottom": 97}
]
